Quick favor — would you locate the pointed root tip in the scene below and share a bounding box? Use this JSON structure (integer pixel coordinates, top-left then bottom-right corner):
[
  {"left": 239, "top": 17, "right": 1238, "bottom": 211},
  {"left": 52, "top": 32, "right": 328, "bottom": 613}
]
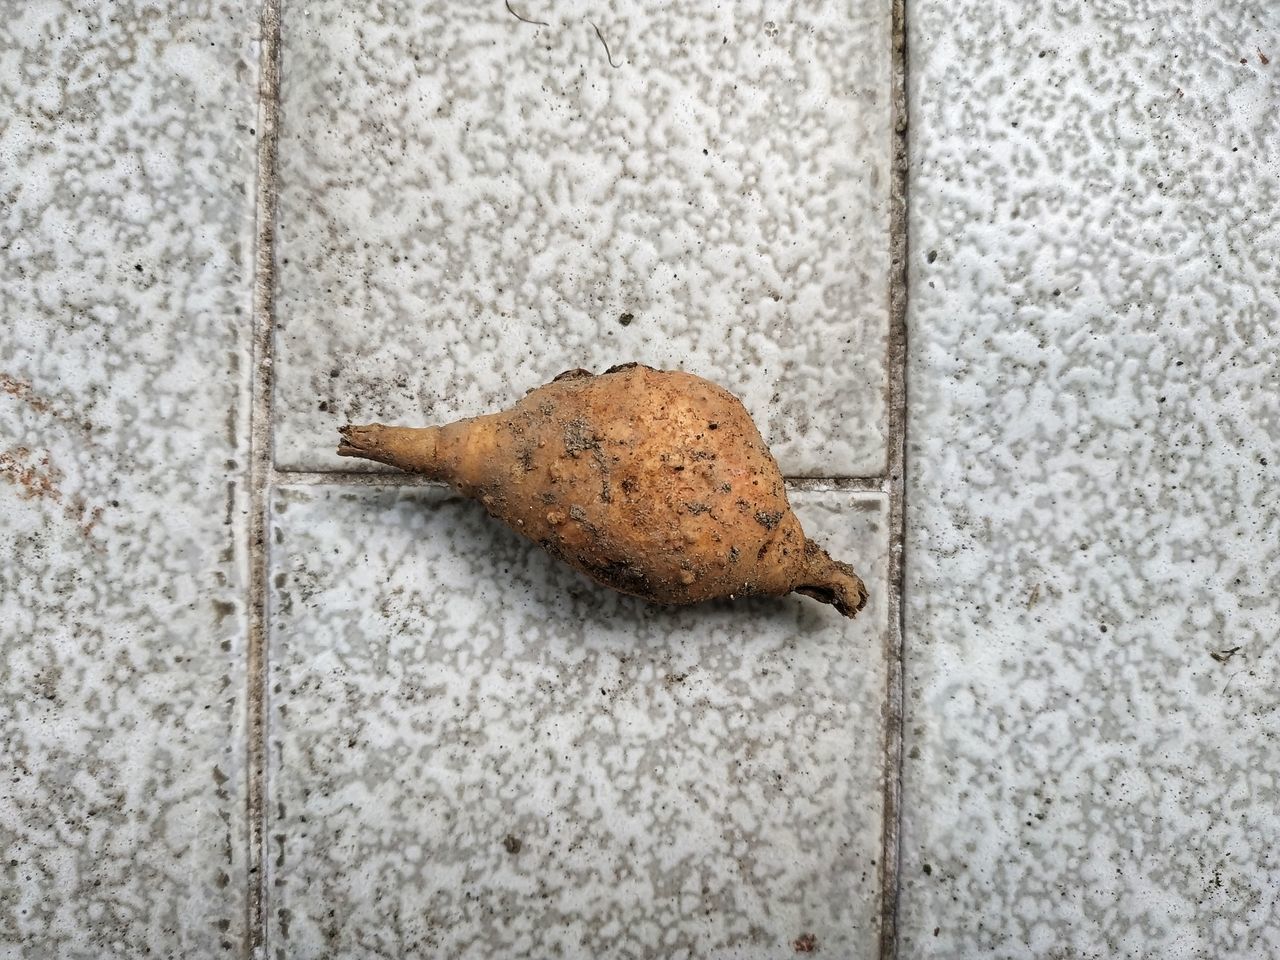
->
[
  {"left": 794, "top": 550, "right": 869, "bottom": 618},
  {"left": 336, "top": 423, "right": 382, "bottom": 459},
  {"left": 830, "top": 567, "right": 869, "bottom": 618}
]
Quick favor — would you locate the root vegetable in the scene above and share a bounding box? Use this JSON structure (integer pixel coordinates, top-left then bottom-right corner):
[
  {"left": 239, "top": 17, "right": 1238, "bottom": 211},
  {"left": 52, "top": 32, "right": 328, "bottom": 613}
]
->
[{"left": 337, "top": 363, "right": 867, "bottom": 617}]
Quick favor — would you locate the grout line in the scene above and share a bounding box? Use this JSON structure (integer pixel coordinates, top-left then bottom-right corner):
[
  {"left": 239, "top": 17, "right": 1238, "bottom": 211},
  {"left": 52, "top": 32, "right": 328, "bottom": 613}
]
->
[
  {"left": 269, "top": 467, "right": 891, "bottom": 492},
  {"left": 275, "top": 471, "right": 890, "bottom": 492},
  {"left": 271, "top": 468, "right": 448, "bottom": 487},
  {"left": 782, "top": 476, "right": 887, "bottom": 493},
  {"left": 879, "top": 0, "right": 909, "bottom": 958},
  {"left": 245, "top": 1, "right": 282, "bottom": 957}
]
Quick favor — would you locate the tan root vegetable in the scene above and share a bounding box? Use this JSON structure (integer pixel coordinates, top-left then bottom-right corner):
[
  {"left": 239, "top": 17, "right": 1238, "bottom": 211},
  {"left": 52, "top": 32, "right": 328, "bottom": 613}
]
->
[{"left": 337, "top": 363, "right": 867, "bottom": 617}]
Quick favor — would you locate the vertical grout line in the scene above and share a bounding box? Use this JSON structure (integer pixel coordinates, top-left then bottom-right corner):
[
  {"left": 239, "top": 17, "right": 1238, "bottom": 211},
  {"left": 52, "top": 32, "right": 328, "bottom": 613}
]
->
[
  {"left": 246, "top": 0, "right": 283, "bottom": 957},
  {"left": 880, "top": 0, "right": 909, "bottom": 958}
]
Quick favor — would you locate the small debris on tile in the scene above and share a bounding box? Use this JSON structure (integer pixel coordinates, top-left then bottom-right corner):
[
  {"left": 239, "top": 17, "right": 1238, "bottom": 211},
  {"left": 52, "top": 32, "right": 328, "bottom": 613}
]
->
[
  {"left": 505, "top": 0, "right": 548, "bottom": 28},
  {"left": 503, "top": 834, "right": 523, "bottom": 854},
  {"left": 1209, "top": 647, "right": 1240, "bottom": 664},
  {"left": 793, "top": 933, "right": 818, "bottom": 953},
  {"left": 591, "top": 21, "right": 620, "bottom": 68}
]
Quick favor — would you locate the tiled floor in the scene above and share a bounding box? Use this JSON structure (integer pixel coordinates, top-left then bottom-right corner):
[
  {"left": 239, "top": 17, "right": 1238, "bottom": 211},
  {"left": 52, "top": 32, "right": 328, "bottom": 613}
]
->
[
  {"left": 5, "top": 0, "right": 1279, "bottom": 958},
  {"left": 5, "top": 1, "right": 900, "bottom": 957},
  {"left": 258, "top": 1, "right": 900, "bottom": 957},
  {"left": 270, "top": 0, "right": 893, "bottom": 477},
  {"left": 901, "top": 2, "right": 1280, "bottom": 958},
  {"left": 1, "top": 3, "right": 259, "bottom": 956},
  {"left": 266, "top": 487, "right": 890, "bottom": 958}
]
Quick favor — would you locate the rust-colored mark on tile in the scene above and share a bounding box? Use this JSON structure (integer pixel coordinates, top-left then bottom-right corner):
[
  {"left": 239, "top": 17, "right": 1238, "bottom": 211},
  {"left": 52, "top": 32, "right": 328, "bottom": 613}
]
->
[
  {"left": 793, "top": 932, "right": 819, "bottom": 953},
  {"left": 79, "top": 505, "right": 105, "bottom": 538},
  {"left": 1, "top": 446, "right": 105, "bottom": 541},
  {"left": 1, "top": 374, "right": 51, "bottom": 413},
  {"left": 0, "top": 446, "right": 63, "bottom": 501},
  {"left": 1, "top": 373, "right": 93, "bottom": 432}
]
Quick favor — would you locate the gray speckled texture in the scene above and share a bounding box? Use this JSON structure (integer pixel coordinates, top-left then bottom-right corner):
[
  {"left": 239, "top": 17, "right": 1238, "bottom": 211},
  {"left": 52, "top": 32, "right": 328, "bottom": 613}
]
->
[
  {"left": 271, "top": 0, "right": 891, "bottom": 477},
  {"left": 0, "top": 2, "right": 257, "bottom": 955},
  {"left": 902, "top": 2, "right": 1280, "bottom": 958},
  {"left": 266, "top": 486, "right": 888, "bottom": 959}
]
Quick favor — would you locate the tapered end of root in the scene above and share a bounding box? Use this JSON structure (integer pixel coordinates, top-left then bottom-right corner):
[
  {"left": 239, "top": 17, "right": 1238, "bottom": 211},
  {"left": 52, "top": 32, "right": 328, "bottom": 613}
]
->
[
  {"left": 337, "top": 423, "right": 442, "bottom": 475},
  {"left": 337, "top": 423, "right": 379, "bottom": 459},
  {"left": 793, "top": 542, "right": 869, "bottom": 618}
]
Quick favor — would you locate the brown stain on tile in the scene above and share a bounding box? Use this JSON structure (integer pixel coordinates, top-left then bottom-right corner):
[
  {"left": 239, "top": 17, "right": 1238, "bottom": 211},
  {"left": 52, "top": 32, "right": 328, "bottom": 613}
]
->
[
  {"left": 212, "top": 599, "right": 237, "bottom": 626},
  {"left": 78, "top": 505, "right": 105, "bottom": 538},
  {"left": 793, "top": 932, "right": 818, "bottom": 952},
  {"left": 1, "top": 372, "right": 94, "bottom": 432},
  {"left": 1, "top": 373, "right": 51, "bottom": 413},
  {"left": 0, "top": 446, "right": 64, "bottom": 501},
  {"left": 1, "top": 445, "right": 104, "bottom": 542}
]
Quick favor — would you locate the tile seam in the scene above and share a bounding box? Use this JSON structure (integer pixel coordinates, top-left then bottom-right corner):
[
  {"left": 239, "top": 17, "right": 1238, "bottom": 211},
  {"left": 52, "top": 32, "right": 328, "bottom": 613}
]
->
[
  {"left": 879, "top": 0, "right": 909, "bottom": 957},
  {"left": 269, "top": 468, "right": 890, "bottom": 491},
  {"left": 246, "top": 0, "right": 283, "bottom": 957}
]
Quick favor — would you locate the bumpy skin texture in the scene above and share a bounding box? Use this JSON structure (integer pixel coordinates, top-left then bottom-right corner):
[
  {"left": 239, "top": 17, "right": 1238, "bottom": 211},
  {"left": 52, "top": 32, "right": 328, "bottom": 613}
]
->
[{"left": 337, "top": 364, "right": 867, "bottom": 617}]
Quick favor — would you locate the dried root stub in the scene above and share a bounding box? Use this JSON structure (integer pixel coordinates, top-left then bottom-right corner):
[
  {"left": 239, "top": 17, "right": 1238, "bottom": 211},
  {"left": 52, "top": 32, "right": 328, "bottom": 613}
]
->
[{"left": 337, "top": 363, "right": 868, "bottom": 617}]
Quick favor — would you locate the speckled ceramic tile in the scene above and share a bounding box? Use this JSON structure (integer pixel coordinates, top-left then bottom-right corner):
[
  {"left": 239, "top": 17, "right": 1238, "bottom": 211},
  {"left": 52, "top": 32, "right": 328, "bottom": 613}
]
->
[
  {"left": 0, "top": 2, "right": 258, "bottom": 954},
  {"left": 271, "top": 0, "right": 892, "bottom": 477},
  {"left": 901, "top": 2, "right": 1280, "bottom": 957},
  {"left": 266, "top": 486, "right": 889, "bottom": 958}
]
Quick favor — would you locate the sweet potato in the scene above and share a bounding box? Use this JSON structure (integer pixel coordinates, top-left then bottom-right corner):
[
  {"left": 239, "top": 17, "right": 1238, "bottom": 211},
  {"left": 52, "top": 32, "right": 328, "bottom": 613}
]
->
[{"left": 337, "top": 363, "right": 867, "bottom": 617}]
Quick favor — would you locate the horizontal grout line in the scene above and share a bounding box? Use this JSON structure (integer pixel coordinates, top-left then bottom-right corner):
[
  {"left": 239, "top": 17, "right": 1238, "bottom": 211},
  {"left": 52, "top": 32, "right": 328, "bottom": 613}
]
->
[
  {"left": 269, "top": 468, "right": 890, "bottom": 492},
  {"left": 271, "top": 468, "right": 446, "bottom": 487},
  {"left": 784, "top": 476, "right": 888, "bottom": 493}
]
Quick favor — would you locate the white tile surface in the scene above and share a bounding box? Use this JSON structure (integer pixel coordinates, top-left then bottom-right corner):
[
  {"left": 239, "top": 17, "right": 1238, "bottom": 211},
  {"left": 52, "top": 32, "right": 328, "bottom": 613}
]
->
[
  {"left": 0, "top": 2, "right": 258, "bottom": 954},
  {"left": 266, "top": 486, "right": 889, "bottom": 959},
  {"left": 901, "top": 2, "right": 1280, "bottom": 957},
  {"left": 270, "top": 0, "right": 892, "bottom": 477}
]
